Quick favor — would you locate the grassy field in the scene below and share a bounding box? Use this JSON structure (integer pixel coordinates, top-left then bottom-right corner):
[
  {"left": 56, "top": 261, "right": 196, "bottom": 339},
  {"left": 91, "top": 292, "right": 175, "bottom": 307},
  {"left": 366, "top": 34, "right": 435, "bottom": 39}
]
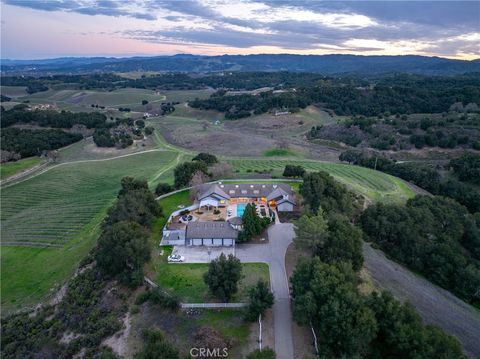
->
[
  {"left": 155, "top": 260, "right": 270, "bottom": 302},
  {"left": 227, "top": 159, "right": 414, "bottom": 203},
  {"left": 163, "top": 89, "right": 214, "bottom": 103},
  {"left": 1, "top": 157, "right": 43, "bottom": 180},
  {"left": 1, "top": 150, "right": 178, "bottom": 311},
  {"left": 1, "top": 85, "right": 28, "bottom": 97}
]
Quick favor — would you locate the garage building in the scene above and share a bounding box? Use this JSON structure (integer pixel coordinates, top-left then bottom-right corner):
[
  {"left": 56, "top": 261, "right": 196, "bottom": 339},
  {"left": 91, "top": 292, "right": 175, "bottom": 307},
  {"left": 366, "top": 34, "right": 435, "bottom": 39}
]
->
[{"left": 186, "top": 221, "right": 238, "bottom": 247}]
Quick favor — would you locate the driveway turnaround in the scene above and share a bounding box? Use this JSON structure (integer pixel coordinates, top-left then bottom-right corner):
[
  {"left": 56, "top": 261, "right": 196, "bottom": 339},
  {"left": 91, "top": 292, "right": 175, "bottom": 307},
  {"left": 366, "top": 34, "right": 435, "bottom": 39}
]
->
[
  {"left": 236, "top": 223, "right": 295, "bottom": 359},
  {"left": 172, "top": 245, "right": 234, "bottom": 263},
  {"left": 363, "top": 242, "right": 480, "bottom": 358}
]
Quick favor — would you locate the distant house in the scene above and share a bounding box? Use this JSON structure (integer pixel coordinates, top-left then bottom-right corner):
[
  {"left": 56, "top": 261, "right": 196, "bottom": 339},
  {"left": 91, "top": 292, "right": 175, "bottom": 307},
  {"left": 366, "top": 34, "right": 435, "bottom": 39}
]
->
[{"left": 160, "top": 183, "right": 295, "bottom": 247}]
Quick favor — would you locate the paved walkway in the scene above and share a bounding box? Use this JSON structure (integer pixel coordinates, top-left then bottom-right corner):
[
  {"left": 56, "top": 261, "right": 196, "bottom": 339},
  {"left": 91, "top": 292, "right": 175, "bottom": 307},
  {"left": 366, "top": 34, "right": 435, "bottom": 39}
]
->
[{"left": 236, "top": 223, "right": 295, "bottom": 359}]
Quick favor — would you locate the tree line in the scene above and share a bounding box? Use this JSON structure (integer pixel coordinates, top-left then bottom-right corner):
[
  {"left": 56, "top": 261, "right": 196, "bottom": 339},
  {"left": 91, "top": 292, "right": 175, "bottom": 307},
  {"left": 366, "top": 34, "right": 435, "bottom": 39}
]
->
[
  {"left": 3, "top": 72, "right": 478, "bottom": 117},
  {"left": 360, "top": 196, "right": 480, "bottom": 305},
  {"left": 291, "top": 169, "right": 466, "bottom": 357},
  {"left": 308, "top": 112, "right": 479, "bottom": 151},
  {"left": 1, "top": 104, "right": 107, "bottom": 128},
  {"left": 1, "top": 128, "right": 83, "bottom": 158}
]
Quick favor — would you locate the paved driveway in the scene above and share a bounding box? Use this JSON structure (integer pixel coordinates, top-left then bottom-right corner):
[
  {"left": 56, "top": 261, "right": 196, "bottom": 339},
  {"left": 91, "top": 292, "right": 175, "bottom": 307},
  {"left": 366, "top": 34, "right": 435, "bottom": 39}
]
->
[{"left": 236, "top": 223, "right": 295, "bottom": 359}]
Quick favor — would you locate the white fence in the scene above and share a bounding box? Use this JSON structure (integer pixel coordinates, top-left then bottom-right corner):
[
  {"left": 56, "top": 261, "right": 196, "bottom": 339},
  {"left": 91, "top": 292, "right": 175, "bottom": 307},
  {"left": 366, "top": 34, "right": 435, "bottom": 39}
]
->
[
  {"left": 144, "top": 276, "right": 246, "bottom": 309},
  {"left": 181, "top": 303, "right": 246, "bottom": 308}
]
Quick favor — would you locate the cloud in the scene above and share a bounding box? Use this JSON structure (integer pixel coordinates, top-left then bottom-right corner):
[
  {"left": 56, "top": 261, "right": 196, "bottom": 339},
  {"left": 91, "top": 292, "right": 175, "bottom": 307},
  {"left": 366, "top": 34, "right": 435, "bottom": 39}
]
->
[
  {"left": 2, "top": 0, "right": 479, "bottom": 59},
  {"left": 2, "top": 0, "right": 156, "bottom": 20}
]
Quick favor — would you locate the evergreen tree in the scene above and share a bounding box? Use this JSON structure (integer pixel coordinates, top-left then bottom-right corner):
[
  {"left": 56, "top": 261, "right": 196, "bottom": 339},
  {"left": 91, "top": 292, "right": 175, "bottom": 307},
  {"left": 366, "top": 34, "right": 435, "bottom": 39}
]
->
[
  {"left": 245, "top": 280, "right": 274, "bottom": 321},
  {"left": 203, "top": 254, "right": 242, "bottom": 302}
]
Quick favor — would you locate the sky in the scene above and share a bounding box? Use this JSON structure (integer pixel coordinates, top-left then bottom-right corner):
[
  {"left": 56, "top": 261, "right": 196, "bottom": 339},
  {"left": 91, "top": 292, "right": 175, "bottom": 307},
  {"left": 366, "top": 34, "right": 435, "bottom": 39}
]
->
[{"left": 1, "top": 0, "right": 479, "bottom": 60}]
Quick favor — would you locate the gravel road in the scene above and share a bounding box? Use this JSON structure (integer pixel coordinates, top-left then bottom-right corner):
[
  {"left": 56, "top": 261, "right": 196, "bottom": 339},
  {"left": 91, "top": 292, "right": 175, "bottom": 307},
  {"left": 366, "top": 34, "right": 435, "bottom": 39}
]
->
[{"left": 363, "top": 242, "right": 480, "bottom": 358}]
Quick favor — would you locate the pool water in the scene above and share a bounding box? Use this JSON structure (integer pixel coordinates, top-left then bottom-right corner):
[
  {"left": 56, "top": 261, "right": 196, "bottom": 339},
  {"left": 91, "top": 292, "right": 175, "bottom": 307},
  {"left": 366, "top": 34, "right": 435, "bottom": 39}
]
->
[{"left": 237, "top": 203, "right": 247, "bottom": 217}]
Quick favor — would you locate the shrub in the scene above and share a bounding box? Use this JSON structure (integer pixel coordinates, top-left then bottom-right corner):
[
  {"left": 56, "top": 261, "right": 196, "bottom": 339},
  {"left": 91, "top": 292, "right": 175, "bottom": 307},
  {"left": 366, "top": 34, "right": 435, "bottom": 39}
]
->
[
  {"left": 135, "top": 288, "right": 180, "bottom": 311},
  {"left": 245, "top": 280, "right": 274, "bottom": 321},
  {"left": 246, "top": 348, "right": 276, "bottom": 359},
  {"left": 155, "top": 182, "right": 174, "bottom": 196}
]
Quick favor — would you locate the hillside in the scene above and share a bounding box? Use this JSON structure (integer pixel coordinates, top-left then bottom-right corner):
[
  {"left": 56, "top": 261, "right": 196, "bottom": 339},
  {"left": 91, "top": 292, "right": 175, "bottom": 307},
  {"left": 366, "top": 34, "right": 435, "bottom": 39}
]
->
[{"left": 2, "top": 54, "right": 480, "bottom": 75}]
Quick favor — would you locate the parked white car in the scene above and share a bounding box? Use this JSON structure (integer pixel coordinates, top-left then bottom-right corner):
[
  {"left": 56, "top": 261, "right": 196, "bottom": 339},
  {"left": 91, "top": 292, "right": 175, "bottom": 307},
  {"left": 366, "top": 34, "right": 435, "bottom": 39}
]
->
[{"left": 167, "top": 254, "right": 185, "bottom": 262}]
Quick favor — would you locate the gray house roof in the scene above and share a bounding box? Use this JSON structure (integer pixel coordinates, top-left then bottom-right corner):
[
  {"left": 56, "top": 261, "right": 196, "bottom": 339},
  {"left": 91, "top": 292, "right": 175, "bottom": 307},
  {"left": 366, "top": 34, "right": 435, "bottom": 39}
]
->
[
  {"left": 228, "top": 216, "right": 243, "bottom": 225},
  {"left": 267, "top": 187, "right": 295, "bottom": 204},
  {"left": 186, "top": 221, "right": 239, "bottom": 239},
  {"left": 197, "top": 183, "right": 293, "bottom": 200},
  {"left": 198, "top": 184, "right": 230, "bottom": 201}
]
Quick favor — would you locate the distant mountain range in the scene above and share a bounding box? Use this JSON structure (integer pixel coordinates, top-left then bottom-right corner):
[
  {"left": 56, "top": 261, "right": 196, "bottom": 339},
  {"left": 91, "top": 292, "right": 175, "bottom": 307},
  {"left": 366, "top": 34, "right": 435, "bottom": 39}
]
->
[{"left": 2, "top": 54, "right": 479, "bottom": 76}]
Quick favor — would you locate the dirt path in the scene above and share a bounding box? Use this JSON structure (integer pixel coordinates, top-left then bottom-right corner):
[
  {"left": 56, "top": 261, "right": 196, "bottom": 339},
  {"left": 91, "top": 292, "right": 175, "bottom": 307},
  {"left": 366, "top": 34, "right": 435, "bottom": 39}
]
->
[
  {"left": 363, "top": 242, "right": 480, "bottom": 358},
  {"left": 1, "top": 149, "right": 173, "bottom": 189}
]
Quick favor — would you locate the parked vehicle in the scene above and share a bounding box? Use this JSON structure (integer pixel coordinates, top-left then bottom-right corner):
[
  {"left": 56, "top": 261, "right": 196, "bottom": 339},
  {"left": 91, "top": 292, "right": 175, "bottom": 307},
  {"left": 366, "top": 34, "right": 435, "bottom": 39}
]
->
[{"left": 168, "top": 254, "right": 185, "bottom": 262}]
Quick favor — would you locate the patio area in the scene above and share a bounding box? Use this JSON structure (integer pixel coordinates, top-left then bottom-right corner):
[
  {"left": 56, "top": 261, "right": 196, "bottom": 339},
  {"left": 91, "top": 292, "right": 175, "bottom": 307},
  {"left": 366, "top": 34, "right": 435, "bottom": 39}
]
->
[{"left": 194, "top": 206, "right": 228, "bottom": 221}]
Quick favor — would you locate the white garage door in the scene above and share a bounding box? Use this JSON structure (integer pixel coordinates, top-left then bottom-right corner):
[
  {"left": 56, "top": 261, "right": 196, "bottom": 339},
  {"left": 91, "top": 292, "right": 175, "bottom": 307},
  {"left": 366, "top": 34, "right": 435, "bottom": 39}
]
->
[
  {"left": 277, "top": 202, "right": 293, "bottom": 212},
  {"left": 212, "top": 238, "right": 223, "bottom": 246},
  {"left": 192, "top": 238, "right": 203, "bottom": 246},
  {"left": 223, "top": 239, "right": 233, "bottom": 246},
  {"left": 203, "top": 238, "right": 213, "bottom": 246}
]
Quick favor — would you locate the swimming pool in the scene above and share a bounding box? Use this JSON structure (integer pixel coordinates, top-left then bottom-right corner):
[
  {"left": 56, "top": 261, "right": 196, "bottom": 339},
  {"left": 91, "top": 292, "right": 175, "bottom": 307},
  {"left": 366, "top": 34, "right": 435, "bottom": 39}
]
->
[{"left": 237, "top": 203, "right": 247, "bottom": 217}]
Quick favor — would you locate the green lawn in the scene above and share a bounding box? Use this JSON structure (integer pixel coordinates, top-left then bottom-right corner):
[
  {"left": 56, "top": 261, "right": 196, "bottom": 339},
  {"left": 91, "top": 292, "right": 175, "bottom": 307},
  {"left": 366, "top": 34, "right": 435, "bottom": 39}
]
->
[
  {"left": 159, "top": 190, "right": 191, "bottom": 214},
  {"left": 1, "top": 157, "right": 43, "bottom": 180},
  {"left": 196, "top": 309, "right": 251, "bottom": 343},
  {"left": 1, "top": 150, "right": 178, "bottom": 312},
  {"left": 156, "top": 261, "right": 269, "bottom": 302},
  {"left": 227, "top": 159, "right": 414, "bottom": 203}
]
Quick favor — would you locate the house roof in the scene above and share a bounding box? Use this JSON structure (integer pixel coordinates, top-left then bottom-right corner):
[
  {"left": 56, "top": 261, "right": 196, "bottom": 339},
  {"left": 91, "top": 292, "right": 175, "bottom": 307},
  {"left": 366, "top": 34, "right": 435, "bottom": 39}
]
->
[
  {"left": 198, "top": 184, "right": 230, "bottom": 201},
  {"left": 267, "top": 187, "right": 295, "bottom": 204},
  {"left": 186, "top": 221, "right": 239, "bottom": 239},
  {"left": 197, "top": 183, "right": 293, "bottom": 200},
  {"left": 228, "top": 216, "right": 243, "bottom": 225}
]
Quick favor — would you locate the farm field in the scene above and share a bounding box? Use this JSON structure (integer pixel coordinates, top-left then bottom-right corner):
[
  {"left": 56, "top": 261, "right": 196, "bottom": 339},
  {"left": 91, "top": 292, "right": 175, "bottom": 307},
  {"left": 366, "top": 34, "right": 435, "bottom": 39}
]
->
[
  {"left": 0, "top": 157, "right": 43, "bottom": 180},
  {"left": 6, "top": 87, "right": 167, "bottom": 114},
  {"left": 227, "top": 158, "right": 415, "bottom": 203},
  {"left": 1, "top": 150, "right": 178, "bottom": 312},
  {"left": 1, "top": 85, "right": 28, "bottom": 97}
]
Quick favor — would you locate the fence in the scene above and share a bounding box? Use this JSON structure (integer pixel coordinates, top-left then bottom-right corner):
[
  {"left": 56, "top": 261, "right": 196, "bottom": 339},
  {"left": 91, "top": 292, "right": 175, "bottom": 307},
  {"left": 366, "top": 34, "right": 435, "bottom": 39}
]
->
[
  {"left": 181, "top": 303, "right": 246, "bottom": 309},
  {"left": 144, "top": 276, "right": 246, "bottom": 309}
]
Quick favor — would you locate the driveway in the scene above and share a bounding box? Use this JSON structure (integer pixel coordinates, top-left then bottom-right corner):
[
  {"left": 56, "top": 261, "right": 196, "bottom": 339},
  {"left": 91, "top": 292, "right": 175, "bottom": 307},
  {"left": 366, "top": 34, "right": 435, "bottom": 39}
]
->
[
  {"left": 172, "top": 246, "right": 234, "bottom": 263},
  {"left": 236, "top": 223, "right": 295, "bottom": 359},
  {"left": 171, "top": 223, "right": 296, "bottom": 359},
  {"left": 363, "top": 242, "right": 480, "bottom": 358}
]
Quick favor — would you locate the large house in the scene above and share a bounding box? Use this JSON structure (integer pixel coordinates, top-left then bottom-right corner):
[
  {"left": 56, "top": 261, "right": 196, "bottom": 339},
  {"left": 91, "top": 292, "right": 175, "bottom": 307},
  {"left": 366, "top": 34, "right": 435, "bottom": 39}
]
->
[{"left": 161, "top": 183, "right": 295, "bottom": 247}]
